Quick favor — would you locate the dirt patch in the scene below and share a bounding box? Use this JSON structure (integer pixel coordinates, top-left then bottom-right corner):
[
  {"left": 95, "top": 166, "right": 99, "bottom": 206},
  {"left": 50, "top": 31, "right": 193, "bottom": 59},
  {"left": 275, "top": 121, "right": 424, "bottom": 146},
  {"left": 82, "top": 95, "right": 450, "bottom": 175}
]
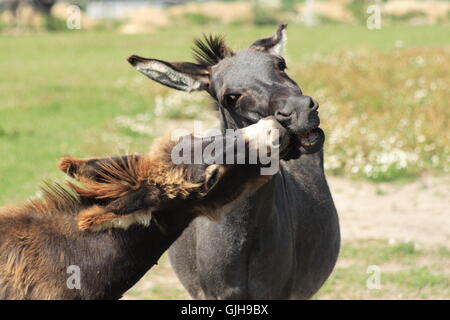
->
[
  {"left": 117, "top": 1, "right": 253, "bottom": 34},
  {"left": 167, "top": 1, "right": 253, "bottom": 24},
  {"left": 118, "top": 6, "right": 169, "bottom": 34},
  {"left": 383, "top": 0, "right": 450, "bottom": 24},
  {"left": 295, "top": 0, "right": 354, "bottom": 23},
  {"left": 329, "top": 174, "right": 449, "bottom": 248}
]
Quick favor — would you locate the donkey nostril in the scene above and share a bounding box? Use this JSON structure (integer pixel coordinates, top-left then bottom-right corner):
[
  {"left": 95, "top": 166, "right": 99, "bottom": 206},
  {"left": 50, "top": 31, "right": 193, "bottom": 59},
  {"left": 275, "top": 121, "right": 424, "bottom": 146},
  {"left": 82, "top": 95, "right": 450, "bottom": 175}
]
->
[{"left": 275, "top": 110, "right": 292, "bottom": 120}]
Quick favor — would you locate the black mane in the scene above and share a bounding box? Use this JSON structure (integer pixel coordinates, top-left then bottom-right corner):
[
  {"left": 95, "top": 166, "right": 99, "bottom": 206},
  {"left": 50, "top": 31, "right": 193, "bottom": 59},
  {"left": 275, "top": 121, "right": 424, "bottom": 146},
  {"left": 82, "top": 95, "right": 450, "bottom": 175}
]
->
[{"left": 193, "top": 34, "right": 233, "bottom": 67}]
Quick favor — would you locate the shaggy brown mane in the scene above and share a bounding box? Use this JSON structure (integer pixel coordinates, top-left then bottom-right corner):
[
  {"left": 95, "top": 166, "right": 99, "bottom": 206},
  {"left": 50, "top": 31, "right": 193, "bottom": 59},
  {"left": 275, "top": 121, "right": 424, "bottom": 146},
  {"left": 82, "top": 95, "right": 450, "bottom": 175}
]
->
[
  {"left": 193, "top": 34, "right": 233, "bottom": 67},
  {"left": 67, "top": 154, "right": 142, "bottom": 200},
  {"left": 69, "top": 137, "right": 201, "bottom": 201},
  {"left": 11, "top": 137, "right": 200, "bottom": 220},
  {"left": 25, "top": 182, "right": 81, "bottom": 216}
]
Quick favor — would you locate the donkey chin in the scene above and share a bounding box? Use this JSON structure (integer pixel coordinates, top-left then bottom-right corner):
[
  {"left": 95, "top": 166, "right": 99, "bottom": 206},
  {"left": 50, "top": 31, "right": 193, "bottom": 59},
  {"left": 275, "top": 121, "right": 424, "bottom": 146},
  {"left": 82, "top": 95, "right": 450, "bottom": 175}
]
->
[{"left": 275, "top": 98, "right": 325, "bottom": 159}]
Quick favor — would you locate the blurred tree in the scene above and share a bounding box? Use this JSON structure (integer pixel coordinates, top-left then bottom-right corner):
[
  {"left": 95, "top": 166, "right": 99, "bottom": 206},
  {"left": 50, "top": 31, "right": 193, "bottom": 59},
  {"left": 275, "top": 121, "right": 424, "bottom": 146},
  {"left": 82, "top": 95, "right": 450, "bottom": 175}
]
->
[
  {"left": 1, "top": 0, "right": 20, "bottom": 15},
  {"left": 31, "top": 0, "right": 56, "bottom": 15},
  {"left": 1, "top": 0, "right": 56, "bottom": 15},
  {"left": 70, "top": 0, "right": 89, "bottom": 12},
  {"left": 253, "top": 0, "right": 282, "bottom": 25}
]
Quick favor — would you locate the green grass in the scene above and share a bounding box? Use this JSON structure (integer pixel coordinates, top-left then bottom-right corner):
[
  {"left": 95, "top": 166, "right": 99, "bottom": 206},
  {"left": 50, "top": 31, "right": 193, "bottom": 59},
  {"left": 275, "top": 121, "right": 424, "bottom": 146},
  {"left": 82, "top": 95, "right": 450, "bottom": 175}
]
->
[
  {"left": 123, "top": 239, "right": 450, "bottom": 300},
  {"left": 297, "top": 46, "right": 450, "bottom": 181},
  {"left": 0, "top": 25, "right": 449, "bottom": 205},
  {"left": 341, "top": 240, "right": 418, "bottom": 264},
  {"left": 314, "top": 240, "right": 450, "bottom": 299}
]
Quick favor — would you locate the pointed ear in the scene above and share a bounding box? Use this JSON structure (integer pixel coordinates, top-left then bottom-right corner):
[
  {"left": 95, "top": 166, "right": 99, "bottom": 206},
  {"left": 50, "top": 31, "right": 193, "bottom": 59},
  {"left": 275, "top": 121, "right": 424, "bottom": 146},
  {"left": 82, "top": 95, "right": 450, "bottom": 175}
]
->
[
  {"left": 127, "top": 55, "right": 210, "bottom": 92},
  {"left": 250, "top": 24, "right": 288, "bottom": 56},
  {"left": 201, "top": 164, "right": 225, "bottom": 196}
]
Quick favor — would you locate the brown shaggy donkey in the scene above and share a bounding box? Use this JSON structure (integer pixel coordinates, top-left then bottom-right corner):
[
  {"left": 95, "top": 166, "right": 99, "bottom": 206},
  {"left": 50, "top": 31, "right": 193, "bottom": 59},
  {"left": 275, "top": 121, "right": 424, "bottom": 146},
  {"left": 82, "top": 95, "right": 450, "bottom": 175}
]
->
[{"left": 0, "top": 117, "right": 288, "bottom": 299}]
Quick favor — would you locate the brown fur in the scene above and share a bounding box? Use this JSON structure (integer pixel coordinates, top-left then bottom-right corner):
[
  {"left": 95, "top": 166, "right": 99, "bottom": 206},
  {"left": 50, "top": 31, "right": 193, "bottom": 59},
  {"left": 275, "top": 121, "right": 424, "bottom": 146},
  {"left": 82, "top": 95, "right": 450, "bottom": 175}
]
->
[
  {"left": 0, "top": 129, "right": 274, "bottom": 299},
  {"left": 62, "top": 137, "right": 200, "bottom": 202},
  {"left": 0, "top": 136, "right": 209, "bottom": 299},
  {"left": 77, "top": 206, "right": 117, "bottom": 231},
  {"left": 0, "top": 189, "right": 84, "bottom": 299}
]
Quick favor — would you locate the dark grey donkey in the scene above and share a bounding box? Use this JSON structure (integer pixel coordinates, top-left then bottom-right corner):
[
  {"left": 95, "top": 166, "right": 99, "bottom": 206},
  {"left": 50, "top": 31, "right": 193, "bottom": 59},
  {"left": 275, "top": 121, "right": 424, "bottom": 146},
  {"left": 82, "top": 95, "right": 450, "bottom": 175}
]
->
[{"left": 127, "top": 24, "right": 340, "bottom": 299}]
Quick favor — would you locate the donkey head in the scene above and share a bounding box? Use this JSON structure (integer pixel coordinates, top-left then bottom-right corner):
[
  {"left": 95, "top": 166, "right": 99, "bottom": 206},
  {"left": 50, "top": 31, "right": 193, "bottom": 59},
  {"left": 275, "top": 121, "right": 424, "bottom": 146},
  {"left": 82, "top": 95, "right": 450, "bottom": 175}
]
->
[
  {"left": 59, "top": 117, "right": 287, "bottom": 231},
  {"left": 127, "top": 24, "right": 324, "bottom": 156}
]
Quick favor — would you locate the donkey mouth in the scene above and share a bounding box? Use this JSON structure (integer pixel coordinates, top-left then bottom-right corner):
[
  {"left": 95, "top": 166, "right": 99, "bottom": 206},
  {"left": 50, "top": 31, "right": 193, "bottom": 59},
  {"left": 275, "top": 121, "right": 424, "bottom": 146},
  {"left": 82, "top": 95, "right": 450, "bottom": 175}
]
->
[
  {"left": 295, "top": 127, "right": 325, "bottom": 155},
  {"left": 299, "top": 130, "right": 319, "bottom": 146}
]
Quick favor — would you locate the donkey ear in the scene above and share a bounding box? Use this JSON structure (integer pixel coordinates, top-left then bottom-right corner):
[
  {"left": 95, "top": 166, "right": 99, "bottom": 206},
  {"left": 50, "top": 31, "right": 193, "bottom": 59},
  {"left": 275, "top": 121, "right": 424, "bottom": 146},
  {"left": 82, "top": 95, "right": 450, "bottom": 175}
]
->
[
  {"left": 127, "top": 55, "right": 209, "bottom": 92},
  {"left": 250, "top": 24, "right": 288, "bottom": 56}
]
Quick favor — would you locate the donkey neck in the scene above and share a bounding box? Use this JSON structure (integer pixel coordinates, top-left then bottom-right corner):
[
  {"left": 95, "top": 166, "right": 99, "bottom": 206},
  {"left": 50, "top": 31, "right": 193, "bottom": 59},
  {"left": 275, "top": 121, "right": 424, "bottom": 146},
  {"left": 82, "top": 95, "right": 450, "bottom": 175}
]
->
[{"left": 67, "top": 209, "right": 195, "bottom": 299}]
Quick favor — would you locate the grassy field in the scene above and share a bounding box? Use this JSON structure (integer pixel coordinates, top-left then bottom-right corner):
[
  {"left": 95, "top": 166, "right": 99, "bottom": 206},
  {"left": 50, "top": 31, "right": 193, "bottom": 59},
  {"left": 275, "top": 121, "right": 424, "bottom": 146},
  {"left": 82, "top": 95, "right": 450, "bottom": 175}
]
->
[
  {"left": 316, "top": 239, "right": 450, "bottom": 299},
  {"left": 0, "top": 24, "right": 449, "bottom": 299},
  {"left": 124, "top": 239, "right": 450, "bottom": 300},
  {"left": 1, "top": 25, "right": 449, "bottom": 204}
]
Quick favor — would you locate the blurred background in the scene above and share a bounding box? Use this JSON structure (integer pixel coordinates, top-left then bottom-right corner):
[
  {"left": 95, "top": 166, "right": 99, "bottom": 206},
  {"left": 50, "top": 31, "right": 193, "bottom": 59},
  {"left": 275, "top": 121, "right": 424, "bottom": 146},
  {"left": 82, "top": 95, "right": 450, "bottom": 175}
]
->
[{"left": 0, "top": 0, "right": 448, "bottom": 299}]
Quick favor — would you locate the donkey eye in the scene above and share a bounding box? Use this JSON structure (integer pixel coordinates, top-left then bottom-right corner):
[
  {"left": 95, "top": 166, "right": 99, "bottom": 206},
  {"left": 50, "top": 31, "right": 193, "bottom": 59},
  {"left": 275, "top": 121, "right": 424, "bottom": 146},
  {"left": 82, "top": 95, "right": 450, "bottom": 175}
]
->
[
  {"left": 277, "top": 60, "right": 287, "bottom": 71},
  {"left": 224, "top": 94, "right": 241, "bottom": 107}
]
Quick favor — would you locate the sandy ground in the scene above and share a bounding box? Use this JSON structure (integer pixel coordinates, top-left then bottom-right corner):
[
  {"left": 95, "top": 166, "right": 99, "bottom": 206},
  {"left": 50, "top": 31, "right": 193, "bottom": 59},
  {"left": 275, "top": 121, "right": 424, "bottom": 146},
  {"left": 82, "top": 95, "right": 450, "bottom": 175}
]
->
[
  {"left": 329, "top": 174, "right": 449, "bottom": 248},
  {"left": 123, "top": 174, "right": 449, "bottom": 299}
]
